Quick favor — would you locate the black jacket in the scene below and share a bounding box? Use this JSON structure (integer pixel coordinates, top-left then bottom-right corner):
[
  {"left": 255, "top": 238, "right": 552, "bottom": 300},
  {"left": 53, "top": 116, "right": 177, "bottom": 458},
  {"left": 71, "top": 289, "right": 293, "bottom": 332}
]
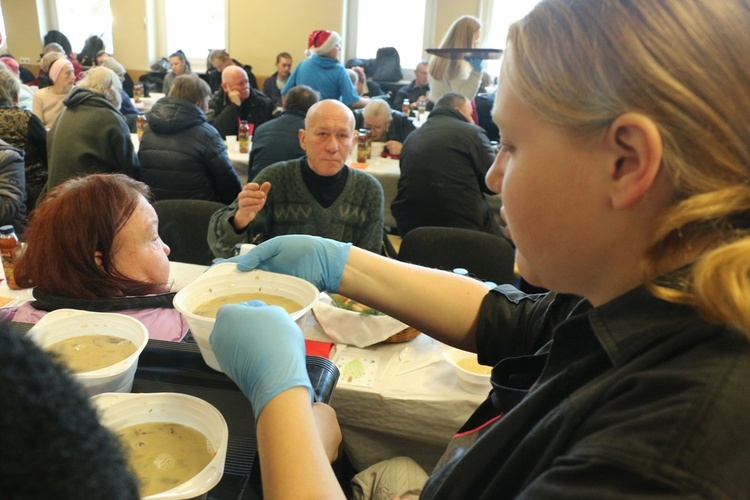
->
[
  {"left": 139, "top": 97, "right": 242, "bottom": 204},
  {"left": 391, "top": 107, "right": 499, "bottom": 236},
  {"left": 247, "top": 109, "right": 306, "bottom": 182},
  {"left": 0, "top": 139, "right": 26, "bottom": 232},
  {"left": 207, "top": 86, "right": 273, "bottom": 139}
]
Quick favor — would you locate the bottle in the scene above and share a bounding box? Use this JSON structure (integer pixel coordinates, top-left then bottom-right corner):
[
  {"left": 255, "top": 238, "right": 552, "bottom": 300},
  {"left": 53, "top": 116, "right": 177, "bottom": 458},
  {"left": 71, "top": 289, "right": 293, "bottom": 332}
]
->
[
  {"left": 238, "top": 120, "right": 250, "bottom": 154},
  {"left": 365, "top": 126, "right": 373, "bottom": 159},
  {"left": 401, "top": 99, "right": 410, "bottom": 116},
  {"left": 357, "top": 128, "right": 368, "bottom": 163},
  {"left": 418, "top": 97, "right": 426, "bottom": 119},
  {"left": 0, "top": 225, "right": 21, "bottom": 290},
  {"left": 136, "top": 114, "right": 147, "bottom": 141}
]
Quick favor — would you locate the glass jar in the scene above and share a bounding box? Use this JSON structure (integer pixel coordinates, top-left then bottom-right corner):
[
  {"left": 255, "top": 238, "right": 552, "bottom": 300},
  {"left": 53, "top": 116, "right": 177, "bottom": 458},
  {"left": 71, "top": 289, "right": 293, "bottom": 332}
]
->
[
  {"left": 357, "top": 128, "right": 368, "bottom": 163},
  {"left": 238, "top": 121, "right": 250, "bottom": 153},
  {"left": 0, "top": 225, "right": 21, "bottom": 289}
]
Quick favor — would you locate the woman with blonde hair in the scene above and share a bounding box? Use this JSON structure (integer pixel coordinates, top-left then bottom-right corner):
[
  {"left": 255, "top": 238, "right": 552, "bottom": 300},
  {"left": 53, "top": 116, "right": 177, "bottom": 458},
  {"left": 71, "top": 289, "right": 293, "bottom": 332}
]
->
[
  {"left": 208, "top": 0, "right": 750, "bottom": 498},
  {"left": 427, "top": 15, "right": 483, "bottom": 103}
]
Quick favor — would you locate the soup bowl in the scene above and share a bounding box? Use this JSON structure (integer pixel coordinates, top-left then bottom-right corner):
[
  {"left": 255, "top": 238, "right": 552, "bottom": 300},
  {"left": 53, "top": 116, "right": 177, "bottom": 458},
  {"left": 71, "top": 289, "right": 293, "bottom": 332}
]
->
[
  {"left": 27, "top": 309, "right": 149, "bottom": 396},
  {"left": 442, "top": 348, "right": 492, "bottom": 394},
  {"left": 174, "top": 263, "right": 319, "bottom": 371},
  {"left": 91, "top": 392, "right": 228, "bottom": 500}
]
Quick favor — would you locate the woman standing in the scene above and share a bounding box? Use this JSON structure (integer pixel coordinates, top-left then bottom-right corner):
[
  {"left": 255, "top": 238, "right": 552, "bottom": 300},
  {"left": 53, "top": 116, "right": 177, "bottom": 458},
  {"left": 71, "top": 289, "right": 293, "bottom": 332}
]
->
[
  {"left": 31, "top": 53, "right": 75, "bottom": 128},
  {"left": 427, "top": 15, "right": 484, "bottom": 103}
]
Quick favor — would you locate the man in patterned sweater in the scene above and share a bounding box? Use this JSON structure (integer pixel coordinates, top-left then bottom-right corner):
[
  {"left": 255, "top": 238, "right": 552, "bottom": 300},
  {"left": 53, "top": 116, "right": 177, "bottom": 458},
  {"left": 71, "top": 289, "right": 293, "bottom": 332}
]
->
[{"left": 208, "top": 99, "right": 384, "bottom": 258}]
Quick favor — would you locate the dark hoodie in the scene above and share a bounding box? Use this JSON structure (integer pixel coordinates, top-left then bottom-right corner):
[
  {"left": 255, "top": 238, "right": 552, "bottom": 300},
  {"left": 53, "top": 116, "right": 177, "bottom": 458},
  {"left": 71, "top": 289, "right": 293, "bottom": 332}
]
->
[
  {"left": 138, "top": 97, "right": 241, "bottom": 204},
  {"left": 46, "top": 87, "right": 140, "bottom": 191}
]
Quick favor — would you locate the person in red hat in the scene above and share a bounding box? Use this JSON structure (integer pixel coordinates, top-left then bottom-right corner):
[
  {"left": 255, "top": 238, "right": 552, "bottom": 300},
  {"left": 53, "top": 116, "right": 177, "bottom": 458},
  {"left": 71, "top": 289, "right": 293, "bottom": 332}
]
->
[{"left": 281, "top": 30, "right": 368, "bottom": 109}]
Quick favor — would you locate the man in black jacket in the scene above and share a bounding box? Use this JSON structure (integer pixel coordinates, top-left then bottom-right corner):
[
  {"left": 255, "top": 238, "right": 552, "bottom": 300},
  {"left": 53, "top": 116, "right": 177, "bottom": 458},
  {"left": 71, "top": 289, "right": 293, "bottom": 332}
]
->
[
  {"left": 207, "top": 65, "right": 273, "bottom": 139},
  {"left": 391, "top": 92, "right": 500, "bottom": 237}
]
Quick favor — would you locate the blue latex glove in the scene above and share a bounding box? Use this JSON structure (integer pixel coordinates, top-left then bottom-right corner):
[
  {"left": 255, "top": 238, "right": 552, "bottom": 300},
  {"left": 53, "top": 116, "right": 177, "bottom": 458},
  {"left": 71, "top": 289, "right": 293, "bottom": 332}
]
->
[
  {"left": 210, "top": 301, "right": 313, "bottom": 422},
  {"left": 221, "top": 235, "right": 352, "bottom": 292},
  {"left": 464, "top": 56, "right": 483, "bottom": 72}
]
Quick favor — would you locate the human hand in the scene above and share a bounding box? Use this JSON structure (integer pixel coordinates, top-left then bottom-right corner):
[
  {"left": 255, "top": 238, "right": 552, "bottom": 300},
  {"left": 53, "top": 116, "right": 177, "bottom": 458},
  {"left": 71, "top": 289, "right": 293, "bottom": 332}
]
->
[
  {"left": 210, "top": 301, "right": 313, "bottom": 421},
  {"left": 464, "top": 56, "right": 483, "bottom": 72},
  {"left": 221, "top": 234, "right": 352, "bottom": 292},
  {"left": 232, "top": 182, "right": 271, "bottom": 230},
  {"left": 385, "top": 140, "right": 403, "bottom": 156},
  {"left": 228, "top": 88, "right": 243, "bottom": 107}
]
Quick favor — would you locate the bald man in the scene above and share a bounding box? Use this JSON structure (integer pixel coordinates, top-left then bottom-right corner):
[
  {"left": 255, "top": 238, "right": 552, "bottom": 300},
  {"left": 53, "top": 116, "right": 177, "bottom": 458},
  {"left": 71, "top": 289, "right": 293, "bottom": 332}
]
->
[
  {"left": 207, "top": 65, "right": 273, "bottom": 138},
  {"left": 208, "top": 99, "right": 385, "bottom": 258}
]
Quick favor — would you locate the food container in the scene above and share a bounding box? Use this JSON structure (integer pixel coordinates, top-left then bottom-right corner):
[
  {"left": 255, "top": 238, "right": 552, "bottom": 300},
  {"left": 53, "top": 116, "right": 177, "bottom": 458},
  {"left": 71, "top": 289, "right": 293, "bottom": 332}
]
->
[
  {"left": 27, "top": 309, "right": 149, "bottom": 396},
  {"left": 442, "top": 348, "right": 492, "bottom": 394},
  {"left": 173, "top": 263, "right": 319, "bottom": 371},
  {"left": 91, "top": 392, "right": 228, "bottom": 500}
]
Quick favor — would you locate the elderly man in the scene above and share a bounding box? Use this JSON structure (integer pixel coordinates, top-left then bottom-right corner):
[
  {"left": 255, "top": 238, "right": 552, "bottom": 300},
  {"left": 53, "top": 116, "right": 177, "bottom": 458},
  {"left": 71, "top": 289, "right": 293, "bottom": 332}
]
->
[
  {"left": 354, "top": 99, "right": 415, "bottom": 156},
  {"left": 208, "top": 65, "right": 273, "bottom": 139},
  {"left": 391, "top": 61, "right": 432, "bottom": 112},
  {"left": 46, "top": 66, "right": 140, "bottom": 192},
  {"left": 391, "top": 92, "right": 500, "bottom": 237},
  {"left": 247, "top": 84, "right": 319, "bottom": 181},
  {"left": 208, "top": 99, "right": 384, "bottom": 258}
]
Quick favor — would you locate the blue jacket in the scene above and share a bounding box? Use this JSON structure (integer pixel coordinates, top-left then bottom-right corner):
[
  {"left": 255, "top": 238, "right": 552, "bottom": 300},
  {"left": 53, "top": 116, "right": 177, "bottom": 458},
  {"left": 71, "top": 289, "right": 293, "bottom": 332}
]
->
[
  {"left": 139, "top": 97, "right": 242, "bottom": 204},
  {"left": 282, "top": 55, "right": 360, "bottom": 106}
]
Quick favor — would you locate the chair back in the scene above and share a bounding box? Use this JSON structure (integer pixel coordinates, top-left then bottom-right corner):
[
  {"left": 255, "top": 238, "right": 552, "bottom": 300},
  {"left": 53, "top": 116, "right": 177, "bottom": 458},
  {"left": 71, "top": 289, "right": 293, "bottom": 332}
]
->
[
  {"left": 397, "top": 226, "right": 516, "bottom": 285},
  {"left": 153, "top": 199, "right": 225, "bottom": 266}
]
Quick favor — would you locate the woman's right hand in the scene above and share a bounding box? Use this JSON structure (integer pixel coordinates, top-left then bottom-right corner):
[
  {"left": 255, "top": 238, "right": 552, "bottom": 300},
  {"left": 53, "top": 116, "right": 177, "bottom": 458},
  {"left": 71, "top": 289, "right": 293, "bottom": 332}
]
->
[{"left": 222, "top": 235, "right": 352, "bottom": 292}]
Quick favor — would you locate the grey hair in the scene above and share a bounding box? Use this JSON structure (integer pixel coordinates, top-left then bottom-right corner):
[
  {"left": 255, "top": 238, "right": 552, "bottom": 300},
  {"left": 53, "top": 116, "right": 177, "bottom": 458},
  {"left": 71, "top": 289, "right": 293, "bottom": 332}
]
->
[
  {"left": 363, "top": 98, "right": 392, "bottom": 121},
  {"left": 100, "top": 57, "right": 125, "bottom": 77},
  {"left": 0, "top": 67, "right": 20, "bottom": 107},
  {"left": 77, "top": 66, "right": 122, "bottom": 108}
]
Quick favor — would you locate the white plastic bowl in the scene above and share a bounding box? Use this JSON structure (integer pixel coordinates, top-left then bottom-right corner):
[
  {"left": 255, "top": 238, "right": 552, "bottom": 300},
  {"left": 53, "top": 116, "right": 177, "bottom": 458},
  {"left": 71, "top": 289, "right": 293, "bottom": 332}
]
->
[
  {"left": 442, "top": 348, "right": 492, "bottom": 394},
  {"left": 27, "top": 309, "right": 149, "bottom": 396},
  {"left": 173, "top": 263, "right": 319, "bottom": 371},
  {"left": 91, "top": 392, "right": 228, "bottom": 500}
]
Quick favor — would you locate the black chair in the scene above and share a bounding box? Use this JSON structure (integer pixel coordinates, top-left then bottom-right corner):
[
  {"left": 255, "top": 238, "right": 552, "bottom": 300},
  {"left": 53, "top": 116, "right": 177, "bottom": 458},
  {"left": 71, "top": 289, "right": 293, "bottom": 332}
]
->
[
  {"left": 397, "top": 226, "right": 516, "bottom": 285},
  {"left": 153, "top": 199, "right": 225, "bottom": 266}
]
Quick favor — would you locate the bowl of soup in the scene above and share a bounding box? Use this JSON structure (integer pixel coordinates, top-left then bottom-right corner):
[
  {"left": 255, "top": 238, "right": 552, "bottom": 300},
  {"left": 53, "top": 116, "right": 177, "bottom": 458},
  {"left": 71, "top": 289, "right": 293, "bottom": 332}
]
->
[
  {"left": 91, "top": 392, "right": 228, "bottom": 500},
  {"left": 27, "top": 309, "right": 149, "bottom": 396},
  {"left": 442, "top": 348, "right": 492, "bottom": 394},
  {"left": 173, "top": 263, "right": 319, "bottom": 371}
]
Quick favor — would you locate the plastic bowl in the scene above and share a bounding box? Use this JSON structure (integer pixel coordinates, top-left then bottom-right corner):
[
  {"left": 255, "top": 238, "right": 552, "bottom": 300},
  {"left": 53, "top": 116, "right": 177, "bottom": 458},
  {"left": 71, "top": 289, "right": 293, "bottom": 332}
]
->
[
  {"left": 91, "top": 392, "right": 228, "bottom": 500},
  {"left": 173, "top": 263, "right": 319, "bottom": 371},
  {"left": 27, "top": 309, "right": 149, "bottom": 396},
  {"left": 442, "top": 348, "right": 492, "bottom": 394}
]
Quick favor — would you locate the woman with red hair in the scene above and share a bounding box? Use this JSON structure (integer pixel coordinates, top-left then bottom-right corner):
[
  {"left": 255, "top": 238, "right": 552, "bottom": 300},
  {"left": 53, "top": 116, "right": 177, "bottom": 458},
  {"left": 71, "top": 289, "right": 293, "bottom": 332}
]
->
[{"left": 10, "top": 173, "right": 188, "bottom": 341}]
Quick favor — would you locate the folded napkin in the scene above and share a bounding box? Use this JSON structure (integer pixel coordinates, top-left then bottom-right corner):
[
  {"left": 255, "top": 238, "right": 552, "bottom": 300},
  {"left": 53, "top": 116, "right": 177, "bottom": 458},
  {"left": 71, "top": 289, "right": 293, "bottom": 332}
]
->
[
  {"left": 305, "top": 339, "right": 334, "bottom": 359},
  {"left": 312, "top": 293, "right": 409, "bottom": 348}
]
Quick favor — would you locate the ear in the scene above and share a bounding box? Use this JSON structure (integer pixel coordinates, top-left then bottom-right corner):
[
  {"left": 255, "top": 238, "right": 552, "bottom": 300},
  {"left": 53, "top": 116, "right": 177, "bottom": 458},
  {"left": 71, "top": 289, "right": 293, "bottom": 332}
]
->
[
  {"left": 298, "top": 128, "right": 307, "bottom": 150},
  {"left": 94, "top": 251, "right": 104, "bottom": 269},
  {"left": 605, "top": 113, "right": 663, "bottom": 210}
]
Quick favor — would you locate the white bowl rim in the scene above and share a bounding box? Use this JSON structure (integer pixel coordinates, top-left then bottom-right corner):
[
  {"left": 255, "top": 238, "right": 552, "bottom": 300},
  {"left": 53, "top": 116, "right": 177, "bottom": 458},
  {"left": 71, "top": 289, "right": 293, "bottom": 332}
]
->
[
  {"left": 27, "top": 309, "right": 149, "bottom": 378},
  {"left": 442, "top": 348, "right": 492, "bottom": 380}
]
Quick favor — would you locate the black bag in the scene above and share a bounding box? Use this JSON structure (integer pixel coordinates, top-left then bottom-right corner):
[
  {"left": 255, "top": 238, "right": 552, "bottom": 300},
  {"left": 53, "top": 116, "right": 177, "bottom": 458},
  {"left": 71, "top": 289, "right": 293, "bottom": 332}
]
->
[
  {"left": 371, "top": 47, "right": 402, "bottom": 82},
  {"left": 77, "top": 35, "right": 105, "bottom": 66}
]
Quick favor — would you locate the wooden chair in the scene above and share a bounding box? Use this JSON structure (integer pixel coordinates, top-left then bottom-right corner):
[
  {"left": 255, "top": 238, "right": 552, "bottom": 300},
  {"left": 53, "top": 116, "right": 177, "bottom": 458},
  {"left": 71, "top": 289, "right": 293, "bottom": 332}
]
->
[
  {"left": 397, "top": 226, "right": 516, "bottom": 285},
  {"left": 153, "top": 199, "right": 225, "bottom": 266}
]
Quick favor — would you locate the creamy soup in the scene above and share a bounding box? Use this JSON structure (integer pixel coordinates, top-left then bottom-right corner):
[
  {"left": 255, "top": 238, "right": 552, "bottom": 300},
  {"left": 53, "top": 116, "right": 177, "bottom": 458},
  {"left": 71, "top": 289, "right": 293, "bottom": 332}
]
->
[
  {"left": 46, "top": 334, "right": 137, "bottom": 373},
  {"left": 457, "top": 356, "right": 492, "bottom": 375},
  {"left": 116, "top": 422, "right": 215, "bottom": 497},
  {"left": 193, "top": 292, "right": 303, "bottom": 318}
]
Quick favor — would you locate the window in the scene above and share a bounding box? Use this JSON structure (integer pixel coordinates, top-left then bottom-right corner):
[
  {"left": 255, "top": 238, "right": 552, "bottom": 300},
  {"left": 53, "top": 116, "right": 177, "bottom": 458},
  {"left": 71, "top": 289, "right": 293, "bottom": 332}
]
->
[
  {"left": 346, "top": 0, "right": 435, "bottom": 72},
  {"left": 480, "top": 0, "right": 543, "bottom": 83},
  {"left": 160, "top": 0, "right": 226, "bottom": 72},
  {"left": 0, "top": 7, "right": 6, "bottom": 52},
  {"left": 50, "top": 0, "right": 114, "bottom": 54}
]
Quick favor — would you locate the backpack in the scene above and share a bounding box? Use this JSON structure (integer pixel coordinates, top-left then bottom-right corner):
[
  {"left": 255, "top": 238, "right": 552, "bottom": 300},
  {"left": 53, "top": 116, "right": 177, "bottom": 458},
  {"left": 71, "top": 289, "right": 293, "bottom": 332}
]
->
[
  {"left": 77, "top": 35, "right": 105, "bottom": 66},
  {"left": 43, "top": 30, "right": 72, "bottom": 55},
  {"left": 371, "top": 47, "right": 402, "bottom": 82}
]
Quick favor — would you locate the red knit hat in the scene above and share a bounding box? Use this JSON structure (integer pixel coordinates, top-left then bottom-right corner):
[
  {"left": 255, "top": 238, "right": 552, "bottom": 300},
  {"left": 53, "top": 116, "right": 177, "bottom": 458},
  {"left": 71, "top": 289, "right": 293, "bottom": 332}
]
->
[{"left": 307, "top": 30, "right": 342, "bottom": 57}]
